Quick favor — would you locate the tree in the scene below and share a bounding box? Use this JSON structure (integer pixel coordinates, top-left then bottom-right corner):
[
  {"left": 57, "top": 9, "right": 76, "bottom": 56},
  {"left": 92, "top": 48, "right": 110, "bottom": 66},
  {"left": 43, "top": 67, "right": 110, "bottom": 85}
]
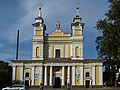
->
[
  {"left": 96, "top": 0, "right": 120, "bottom": 86},
  {"left": 96, "top": 0, "right": 120, "bottom": 68},
  {"left": 0, "top": 61, "right": 12, "bottom": 89}
]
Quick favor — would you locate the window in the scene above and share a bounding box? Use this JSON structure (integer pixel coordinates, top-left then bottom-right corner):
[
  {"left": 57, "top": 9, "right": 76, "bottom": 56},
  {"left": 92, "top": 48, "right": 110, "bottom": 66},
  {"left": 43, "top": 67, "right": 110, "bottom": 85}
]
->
[
  {"left": 86, "top": 72, "right": 90, "bottom": 77},
  {"left": 36, "top": 47, "right": 40, "bottom": 57},
  {"left": 55, "top": 49, "right": 60, "bottom": 58},
  {"left": 75, "top": 46, "right": 80, "bottom": 57},
  {"left": 25, "top": 72, "right": 29, "bottom": 77}
]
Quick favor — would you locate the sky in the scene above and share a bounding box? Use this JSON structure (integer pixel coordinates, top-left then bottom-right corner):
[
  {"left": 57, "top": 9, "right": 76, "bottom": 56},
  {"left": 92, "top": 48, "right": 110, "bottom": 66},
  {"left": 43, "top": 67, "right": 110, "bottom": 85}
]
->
[{"left": 0, "top": 0, "right": 108, "bottom": 62}]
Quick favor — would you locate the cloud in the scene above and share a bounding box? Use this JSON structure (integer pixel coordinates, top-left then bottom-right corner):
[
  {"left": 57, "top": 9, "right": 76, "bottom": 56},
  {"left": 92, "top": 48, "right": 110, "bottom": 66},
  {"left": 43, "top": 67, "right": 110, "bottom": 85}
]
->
[
  {"left": 0, "top": 43, "right": 4, "bottom": 49},
  {"left": 0, "top": 0, "right": 108, "bottom": 61}
]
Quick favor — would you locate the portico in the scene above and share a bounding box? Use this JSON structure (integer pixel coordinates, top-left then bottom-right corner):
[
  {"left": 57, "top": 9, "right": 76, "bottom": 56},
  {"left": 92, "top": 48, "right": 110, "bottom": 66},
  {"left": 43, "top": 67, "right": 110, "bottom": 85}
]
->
[{"left": 12, "top": 60, "right": 103, "bottom": 87}]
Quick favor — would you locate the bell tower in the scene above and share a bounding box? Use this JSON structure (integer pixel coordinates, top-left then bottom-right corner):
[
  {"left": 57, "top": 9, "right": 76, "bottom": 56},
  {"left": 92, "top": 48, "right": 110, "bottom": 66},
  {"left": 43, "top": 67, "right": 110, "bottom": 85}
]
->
[
  {"left": 32, "top": 7, "right": 46, "bottom": 60},
  {"left": 71, "top": 7, "right": 84, "bottom": 60}
]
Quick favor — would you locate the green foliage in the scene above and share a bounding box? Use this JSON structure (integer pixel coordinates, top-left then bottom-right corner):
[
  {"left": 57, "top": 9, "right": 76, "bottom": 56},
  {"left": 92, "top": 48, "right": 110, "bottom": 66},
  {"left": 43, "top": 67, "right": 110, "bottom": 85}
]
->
[
  {"left": 96, "top": 0, "right": 120, "bottom": 67},
  {"left": 0, "top": 61, "right": 12, "bottom": 89}
]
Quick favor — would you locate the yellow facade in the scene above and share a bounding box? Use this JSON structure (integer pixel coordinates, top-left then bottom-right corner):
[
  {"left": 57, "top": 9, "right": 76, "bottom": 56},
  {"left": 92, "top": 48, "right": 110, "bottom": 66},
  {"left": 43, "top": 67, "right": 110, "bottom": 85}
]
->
[
  {"left": 16, "top": 66, "right": 20, "bottom": 81},
  {"left": 11, "top": 7, "right": 103, "bottom": 88},
  {"left": 96, "top": 66, "right": 99, "bottom": 85}
]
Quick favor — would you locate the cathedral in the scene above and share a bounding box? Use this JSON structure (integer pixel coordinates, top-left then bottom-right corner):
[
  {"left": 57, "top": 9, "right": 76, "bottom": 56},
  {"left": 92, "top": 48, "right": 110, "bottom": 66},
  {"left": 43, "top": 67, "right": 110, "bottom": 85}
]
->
[{"left": 11, "top": 7, "right": 103, "bottom": 88}]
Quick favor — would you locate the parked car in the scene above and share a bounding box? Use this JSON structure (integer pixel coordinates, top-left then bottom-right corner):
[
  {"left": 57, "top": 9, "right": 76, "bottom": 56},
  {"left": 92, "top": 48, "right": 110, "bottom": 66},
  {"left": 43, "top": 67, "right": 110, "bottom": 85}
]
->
[{"left": 2, "top": 84, "right": 29, "bottom": 90}]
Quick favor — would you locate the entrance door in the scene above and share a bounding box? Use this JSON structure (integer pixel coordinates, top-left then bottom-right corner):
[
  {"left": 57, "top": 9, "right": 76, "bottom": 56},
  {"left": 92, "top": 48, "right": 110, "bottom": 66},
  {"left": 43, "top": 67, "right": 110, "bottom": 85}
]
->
[
  {"left": 85, "top": 80, "right": 90, "bottom": 88},
  {"left": 53, "top": 77, "right": 61, "bottom": 88},
  {"left": 25, "top": 80, "right": 29, "bottom": 87}
]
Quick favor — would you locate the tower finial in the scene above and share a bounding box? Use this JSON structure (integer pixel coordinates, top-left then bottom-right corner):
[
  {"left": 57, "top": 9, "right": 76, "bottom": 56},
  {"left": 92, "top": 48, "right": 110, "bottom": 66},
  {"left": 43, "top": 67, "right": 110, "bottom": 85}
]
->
[
  {"left": 38, "top": 2, "right": 43, "bottom": 17},
  {"left": 38, "top": 7, "right": 42, "bottom": 17},
  {"left": 76, "top": 0, "right": 80, "bottom": 17},
  {"left": 76, "top": 7, "right": 80, "bottom": 17}
]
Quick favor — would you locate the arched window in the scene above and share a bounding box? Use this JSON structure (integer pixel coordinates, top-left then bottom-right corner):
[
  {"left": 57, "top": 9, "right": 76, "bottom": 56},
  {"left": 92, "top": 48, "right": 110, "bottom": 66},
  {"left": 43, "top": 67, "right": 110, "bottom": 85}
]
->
[
  {"left": 25, "top": 72, "right": 29, "bottom": 77},
  {"left": 75, "top": 46, "right": 80, "bottom": 57},
  {"left": 36, "top": 47, "right": 40, "bottom": 57},
  {"left": 86, "top": 72, "right": 90, "bottom": 77}
]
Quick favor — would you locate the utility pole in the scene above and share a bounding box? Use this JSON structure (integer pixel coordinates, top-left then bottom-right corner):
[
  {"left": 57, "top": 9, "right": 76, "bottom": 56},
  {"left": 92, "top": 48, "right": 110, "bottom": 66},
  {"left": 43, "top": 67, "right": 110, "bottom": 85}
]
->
[{"left": 16, "top": 30, "right": 19, "bottom": 60}]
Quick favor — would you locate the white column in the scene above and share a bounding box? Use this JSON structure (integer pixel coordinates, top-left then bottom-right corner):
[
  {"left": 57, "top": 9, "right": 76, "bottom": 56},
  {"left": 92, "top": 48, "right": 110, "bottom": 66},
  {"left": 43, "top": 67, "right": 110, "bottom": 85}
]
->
[
  {"left": 72, "top": 47, "right": 75, "bottom": 57},
  {"left": 81, "top": 43, "right": 83, "bottom": 58},
  {"left": 67, "top": 66, "right": 70, "bottom": 84},
  {"left": 80, "top": 65, "right": 83, "bottom": 85},
  {"left": 39, "top": 66, "right": 43, "bottom": 84},
  {"left": 71, "top": 44, "right": 72, "bottom": 56},
  {"left": 44, "top": 66, "right": 47, "bottom": 86},
  {"left": 49, "top": 46, "right": 51, "bottom": 58},
  {"left": 62, "top": 66, "right": 65, "bottom": 86},
  {"left": 31, "top": 66, "right": 35, "bottom": 86},
  {"left": 40, "top": 48, "right": 43, "bottom": 58},
  {"left": 92, "top": 65, "right": 96, "bottom": 85},
  {"left": 20, "top": 66, "right": 23, "bottom": 81},
  {"left": 12, "top": 66, "right": 16, "bottom": 81},
  {"left": 99, "top": 65, "right": 103, "bottom": 85},
  {"left": 72, "top": 66, "right": 75, "bottom": 85},
  {"left": 50, "top": 66, "right": 53, "bottom": 86}
]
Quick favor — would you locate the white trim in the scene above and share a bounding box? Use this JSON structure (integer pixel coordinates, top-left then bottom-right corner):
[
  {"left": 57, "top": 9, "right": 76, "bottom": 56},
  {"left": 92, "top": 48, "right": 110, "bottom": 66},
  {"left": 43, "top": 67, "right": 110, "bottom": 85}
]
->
[
  {"left": 67, "top": 66, "right": 70, "bottom": 84},
  {"left": 44, "top": 66, "right": 47, "bottom": 86},
  {"left": 20, "top": 66, "right": 23, "bottom": 81},
  {"left": 45, "top": 41, "right": 71, "bottom": 43},
  {"left": 62, "top": 66, "right": 65, "bottom": 86},
  {"left": 71, "top": 44, "right": 72, "bottom": 57},
  {"left": 99, "top": 65, "right": 103, "bottom": 85},
  {"left": 72, "top": 66, "right": 75, "bottom": 85},
  {"left": 80, "top": 65, "right": 83, "bottom": 85},
  {"left": 50, "top": 66, "right": 53, "bottom": 86},
  {"left": 92, "top": 65, "right": 96, "bottom": 85},
  {"left": 71, "top": 57, "right": 83, "bottom": 60},
  {"left": 12, "top": 66, "right": 16, "bottom": 81},
  {"left": 31, "top": 66, "right": 35, "bottom": 86},
  {"left": 39, "top": 66, "right": 43, "bottom": 84}
]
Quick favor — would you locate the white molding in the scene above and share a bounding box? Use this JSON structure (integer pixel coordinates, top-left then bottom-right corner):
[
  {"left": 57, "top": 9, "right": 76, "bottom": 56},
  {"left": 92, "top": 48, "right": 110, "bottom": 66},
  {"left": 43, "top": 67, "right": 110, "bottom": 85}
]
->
[
  {"left": 72, "top": 66, "right": 75, "bottom": 85},
  {"left": 71, "top": 57, "right": 83, "bottom": 60},
  {"left": 12, "top": 66, "right": 16, "bottom": 81},
  {"left": 49, "top": 66, "right": 53, "bottom": 86},
  {"left": 80, "top": 65, "right": 84, "bottom": 85},
  {"left": 62, "top": 66, "right": 65, "bottom": 86},
  {"left": 20, "top": 66, "right": 23, "bottom": 81},
  {"left": 99, "top": 65, "right": 103, "bottom": 85},
  {"left": 67, "top": 66, "right": 70, "bottom": 84},
  {"left": 44, "top": 66, "right": 47, "bottom": 86},
  {"left": 92, "top": 65, "right": 96, "bottom": 85},
  {"left": 31, "top": 66, "right": 35, "bottom": 85}
]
